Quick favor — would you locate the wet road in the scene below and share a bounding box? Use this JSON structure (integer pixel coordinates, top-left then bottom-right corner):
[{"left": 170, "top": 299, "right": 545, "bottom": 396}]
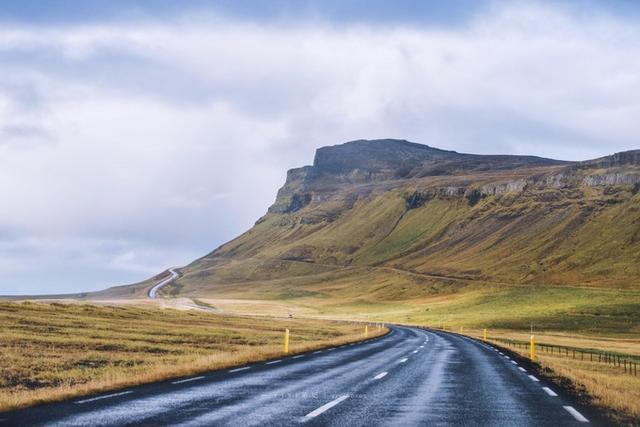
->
[{"left": 1, "top": 327, "right": 597, "bottom": 426}]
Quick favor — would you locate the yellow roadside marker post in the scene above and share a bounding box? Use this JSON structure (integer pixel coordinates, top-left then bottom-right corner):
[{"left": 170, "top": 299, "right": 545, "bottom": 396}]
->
[
  {"left": 284, "top": 329, "right": 289, "bottom": 354},
  {"left": 459, "top": 326, "right": 463, "bottom": 334},
  {"left": 483, "top": 328, "right": 487, "bottom": 340},
  {"left": 530, "top": 335, "right": 536, "bottom": 360},
  {"left": 365, "top": 325, "right": 369, "bottom": 338}
]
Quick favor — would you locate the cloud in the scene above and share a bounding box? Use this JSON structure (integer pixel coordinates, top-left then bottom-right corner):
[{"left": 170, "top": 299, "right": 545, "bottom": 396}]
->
[{"left": 0, "top": 2, "right": 639, "bottom": 293}]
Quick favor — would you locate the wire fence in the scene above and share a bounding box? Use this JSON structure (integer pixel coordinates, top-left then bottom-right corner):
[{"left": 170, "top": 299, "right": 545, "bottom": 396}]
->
[{"left": 488, "top": 336, "right": 639, "bottom": 376}]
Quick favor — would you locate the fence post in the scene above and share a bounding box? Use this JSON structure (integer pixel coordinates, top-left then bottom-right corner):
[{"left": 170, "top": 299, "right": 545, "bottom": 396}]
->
[
  {"left": 530, "top": 335, "right": 536, "bottom": 361},
  {"left": 284, "top": 328, "right": 289, "bottom": 354}
]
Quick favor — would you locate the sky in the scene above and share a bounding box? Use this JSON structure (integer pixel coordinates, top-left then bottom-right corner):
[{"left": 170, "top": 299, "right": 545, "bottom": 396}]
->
[{"left": 1, "top": 0, "right": 639, "bottom": 294}]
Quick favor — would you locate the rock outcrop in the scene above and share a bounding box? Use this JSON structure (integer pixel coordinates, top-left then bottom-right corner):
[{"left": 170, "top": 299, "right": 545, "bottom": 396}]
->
[
  {"left": 267, "top": 140, "right": 640, "bottom": 217},
  {"left": 269, "top": 139, "right": 573, "bottom": 214}
]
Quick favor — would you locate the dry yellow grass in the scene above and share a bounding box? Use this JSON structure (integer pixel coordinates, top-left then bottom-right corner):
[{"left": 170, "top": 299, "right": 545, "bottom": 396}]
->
[
  {"left": 540, "top": 356, "right": 640, "bottom": 422},
  {"left": 0, "top": 301, "right": 386, "bottom": 412},
  {"left": 477, "top": 331, "right": 640, "bottom": 422}
]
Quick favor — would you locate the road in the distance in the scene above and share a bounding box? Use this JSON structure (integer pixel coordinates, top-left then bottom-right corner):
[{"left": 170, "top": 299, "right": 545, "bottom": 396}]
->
[
  {"left": 146, "top": 268, "right": 218, "bottom": 313},
  {"left": 147, "top": 268, "right": 179, "bottom": 298},
  {"left": 1, "top": 327, "right": 600, "bottom": 426}
]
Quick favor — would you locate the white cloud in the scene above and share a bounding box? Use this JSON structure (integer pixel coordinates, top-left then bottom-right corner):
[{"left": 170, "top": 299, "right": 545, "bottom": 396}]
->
[{"left": 0, "top": 2, "right": 639, "bottom": 293}]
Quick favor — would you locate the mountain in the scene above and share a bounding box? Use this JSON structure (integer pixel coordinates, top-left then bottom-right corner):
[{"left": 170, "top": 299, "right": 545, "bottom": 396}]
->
[
  {"left": 103, "top": 139, "right": 640, "bottom": 333},
  {"left": 179, "top": 138, "right": 639, "bottom": 285}
]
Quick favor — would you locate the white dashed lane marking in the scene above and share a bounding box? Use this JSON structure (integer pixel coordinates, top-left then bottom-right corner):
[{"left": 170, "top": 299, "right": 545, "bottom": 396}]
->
[
  {"left": 266, "top": 360, "right": 282, "bottom": 365},
  {"left": 563, "top": 406, "right": 589, "bottom": 423},
  {"left": 374, "top": 372, "right": 388, "bottom": 380},
  {"left": 543, "top": 387, "right": 558, "bottom": 397},
  {"left": 293, "top": 355, "right": 304, "bottom": 359},
  {"left": 304, "top": 395, "right": 350, "bottom": 419},
  {"left": 75, "top": 391, "right": 133, "bottom": 404},
  {"left": 229, "top": 367, "right": 251, "bottom": 373},
  {"left": 518, "top": 367, "right": 526, "bottom": 372},
  {"left": 528, "top": 375, "right": 540, "bottom": 382},
  {"left": 171, "top": 376, "right": 205, "bottom": 385},
  {"left": 399, "top": 358, "right": 409, "bottom": 363}
]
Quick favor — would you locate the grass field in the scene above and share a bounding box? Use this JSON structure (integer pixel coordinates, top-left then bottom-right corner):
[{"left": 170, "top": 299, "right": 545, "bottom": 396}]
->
[
  {"left": 0, "top": 301, "right": 385, "bottom": 412},
  {"left": 192, "top": 277, "right": 640, "bottom": 336}
]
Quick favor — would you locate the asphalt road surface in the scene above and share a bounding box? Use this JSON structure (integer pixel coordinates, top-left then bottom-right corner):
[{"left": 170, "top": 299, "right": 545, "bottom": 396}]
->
[
  {"left": 1, "top": 326, "right": 601, "bottom": 426},
  {"left": 147, "top": 268, "right": 179, "bottom": 298}
]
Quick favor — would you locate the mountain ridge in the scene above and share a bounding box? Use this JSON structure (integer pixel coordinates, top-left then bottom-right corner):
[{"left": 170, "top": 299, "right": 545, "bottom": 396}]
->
[{"left": 268, "top": 138, "right": 575, "bottom": 214}]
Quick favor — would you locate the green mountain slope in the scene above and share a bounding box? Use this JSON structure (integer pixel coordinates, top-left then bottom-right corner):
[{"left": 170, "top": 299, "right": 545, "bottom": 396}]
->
[{"left": 150, "top": 139, "right": 640, "bottom": 332}]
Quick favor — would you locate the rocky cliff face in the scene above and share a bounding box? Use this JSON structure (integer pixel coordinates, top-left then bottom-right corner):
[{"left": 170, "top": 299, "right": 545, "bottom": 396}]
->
[
  {"left": 313, "top": 139, "right": 459, "bottom": 177},
  {"left": 578, "top": 150, "right": 640, "bottom": 169},
  {"left": 269, "top": 139, "right": 573, "bottom": 214},
  {"left": 267, "top": 140, "right": 640, "bottom": 215},
  {"left": 310, "top": 138, "right": 566, "bottom": 179}
]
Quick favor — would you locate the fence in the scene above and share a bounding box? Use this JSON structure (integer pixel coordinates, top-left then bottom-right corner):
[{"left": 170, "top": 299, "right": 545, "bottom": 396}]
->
[{"left": 488, "top": 336, "right": 639, "bottom": 376}]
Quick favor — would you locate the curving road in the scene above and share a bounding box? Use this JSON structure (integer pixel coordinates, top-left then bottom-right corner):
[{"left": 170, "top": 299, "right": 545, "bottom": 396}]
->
[
  {"left": 0, "top": 327, "right": 601, "bottom": 426},
  {"left": 146, "top": 268, "right": 218, "bottom": 313},
  {"left": 147, "top": 268, "right": 179, "bottom": 298}
]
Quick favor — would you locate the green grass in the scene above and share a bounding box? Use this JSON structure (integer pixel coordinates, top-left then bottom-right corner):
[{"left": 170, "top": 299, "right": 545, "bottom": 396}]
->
[
  {"left": 172, "top": 184, "right": 640, "bottom": 300},
  {"left": 185, "top": 263, "right": 639, "bottom": 337},
  {"left": 397, "top": 286, "right": 640, "bottom": 334},
  {"left": 354, "top": 198, "right": 467, "bottom": 265}
]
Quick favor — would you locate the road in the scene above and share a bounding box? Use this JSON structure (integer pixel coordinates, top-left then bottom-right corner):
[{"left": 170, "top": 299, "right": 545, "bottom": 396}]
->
[
  {"left": 147, "top": 268, "right": 179, "bottom": 298},
  {"left": 146, "top": 268, "right": 218, "bottom": 313},
  {"left": 0, "top": 327, "right": 600, "bottom": 426}
]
